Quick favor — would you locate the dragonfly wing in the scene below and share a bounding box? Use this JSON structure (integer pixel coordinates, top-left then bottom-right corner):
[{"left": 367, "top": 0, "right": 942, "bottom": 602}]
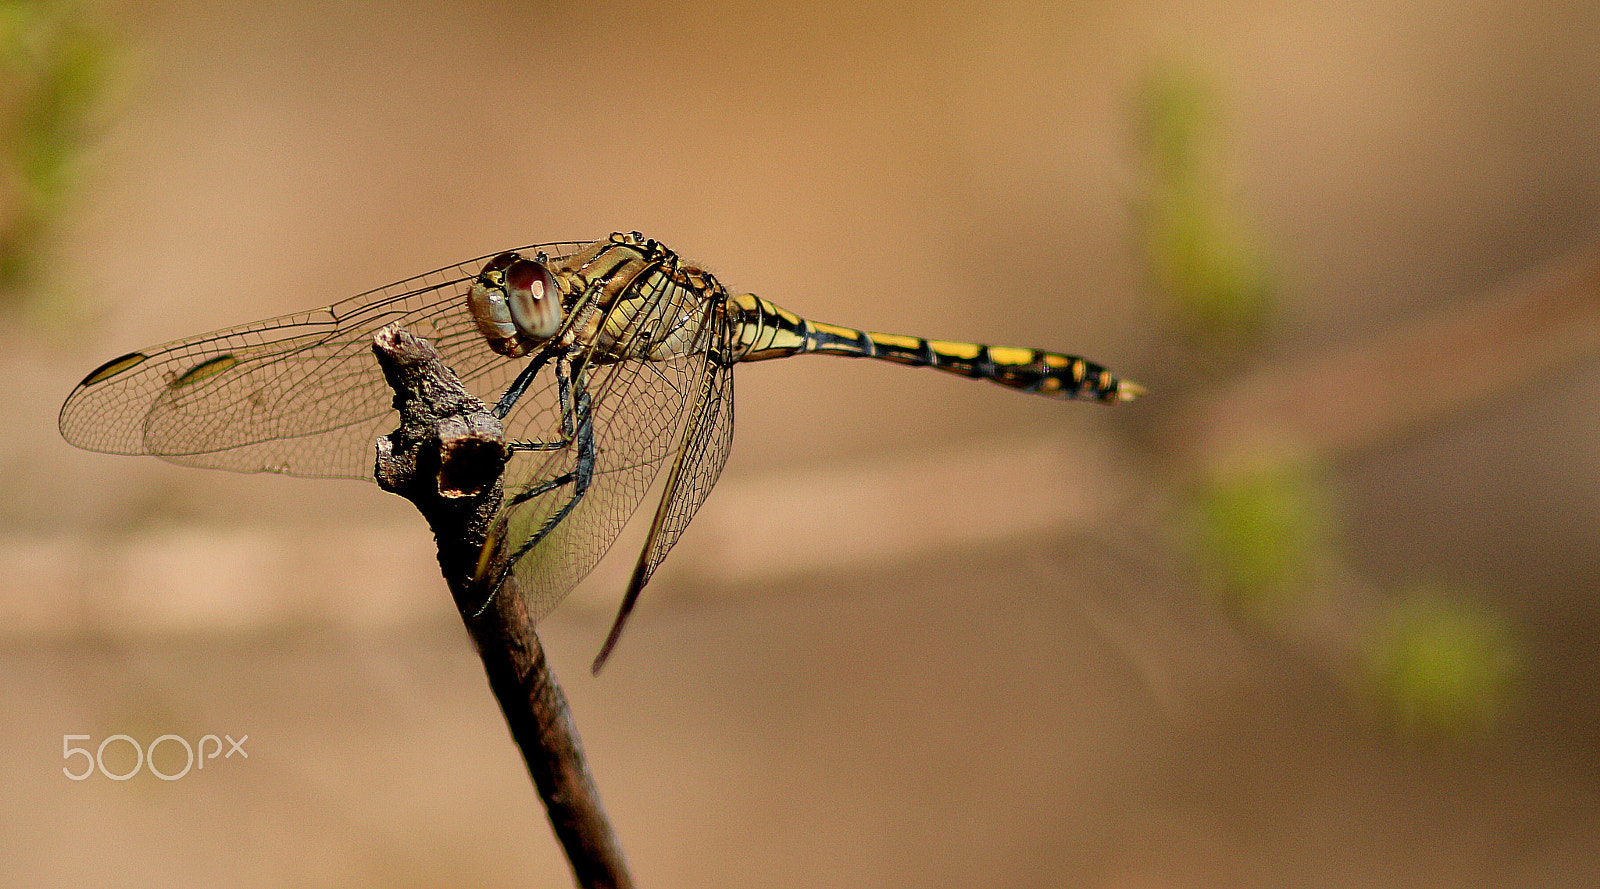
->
[
  {"left": 592, "top": 339, "right": 736, "bottom": 672},
  {"left": 58, "top": 244, "right": 587, "bottom": 479},
  {"left": 490, "top": 350, "right": 710, "bottom": 622}
]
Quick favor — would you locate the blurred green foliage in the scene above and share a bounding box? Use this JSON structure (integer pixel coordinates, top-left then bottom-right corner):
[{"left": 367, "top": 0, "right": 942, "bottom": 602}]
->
[
  {"left": 1187, "top": 461, "right": 1520, "bottom": 740},
  {"left": 1132, "top": 62, "right": 1272, "bottom": 366},
  {"left": 1189, "top": 464, "right": 1333, "bottom": 620},
  {"left": 1142, "top": 65, "right": 1325, "bottom": 623},
  {"left": 1360, "top": 590, "right": 1521, "bottom": 739},
  {"left": 1135, "top": 62, "right": 1519, "bottom": 740},
  {"left": 0, "top": 0, "right": 109, "bottom": 309}
]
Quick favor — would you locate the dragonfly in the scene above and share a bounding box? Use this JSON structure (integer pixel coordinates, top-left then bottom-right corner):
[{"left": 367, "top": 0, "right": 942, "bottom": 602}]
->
[{"left": 60, "top": 231, "right": 1141, "bottom": 672}]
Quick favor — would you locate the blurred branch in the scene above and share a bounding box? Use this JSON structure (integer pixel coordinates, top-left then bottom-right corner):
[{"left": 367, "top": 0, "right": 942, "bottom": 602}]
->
[
  {"left": 371, "top": 325, "right": 633, "bottom": 889},
  {"left": 1155, "top": 245, "right": 1598, "bottom": 735},
  {"left": 1180, "top": 243, "right": 1600, "bottom": 475}
]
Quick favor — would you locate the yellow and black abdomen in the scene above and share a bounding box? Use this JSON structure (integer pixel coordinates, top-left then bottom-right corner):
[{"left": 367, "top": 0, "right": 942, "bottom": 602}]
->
[{"left": 729, "top": 293, "right": 1139, "bottom": 403}]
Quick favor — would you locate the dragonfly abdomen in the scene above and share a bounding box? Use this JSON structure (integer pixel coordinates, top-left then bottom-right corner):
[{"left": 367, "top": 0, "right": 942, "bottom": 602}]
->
[{"left": 729, "top": 293, "right": 1139, "bottom": 403}]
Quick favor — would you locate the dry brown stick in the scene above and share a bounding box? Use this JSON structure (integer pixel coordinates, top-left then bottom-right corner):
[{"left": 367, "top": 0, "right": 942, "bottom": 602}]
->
[{"left": 370, "top": 325, "right": 633, "bottom": 889}]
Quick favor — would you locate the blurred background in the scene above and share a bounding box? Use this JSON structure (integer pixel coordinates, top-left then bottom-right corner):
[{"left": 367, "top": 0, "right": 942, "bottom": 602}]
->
[{"left": 3, "top": 0, "right": 1599, "bottom": 885}]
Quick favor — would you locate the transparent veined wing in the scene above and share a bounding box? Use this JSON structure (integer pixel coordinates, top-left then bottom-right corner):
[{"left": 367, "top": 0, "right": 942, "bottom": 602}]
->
[
  {"left": 57, "top": 242, "right": 589, "bottom": 479},
  {"left": 61, "top": 235, "right": 741, "bottom": 653},
  {"left": 592, "top": 315, "right": 738, "bottom": 669}
]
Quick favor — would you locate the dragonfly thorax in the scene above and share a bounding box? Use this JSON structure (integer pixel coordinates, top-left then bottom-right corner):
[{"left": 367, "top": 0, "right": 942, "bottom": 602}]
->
[{"left": 467, "top": 252, "right": 564, "bottom": 358}]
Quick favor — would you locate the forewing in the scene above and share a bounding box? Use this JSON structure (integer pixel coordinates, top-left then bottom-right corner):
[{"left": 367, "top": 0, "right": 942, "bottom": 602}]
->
[
  {"left": 591, "top": 329, "right": 736, "bottom": 670},
  {"left": 58, "top": 243, "right": 587, "bottom": 479},
  {"left": 633, "top": 320, "right": 736, "bottom": 589}
]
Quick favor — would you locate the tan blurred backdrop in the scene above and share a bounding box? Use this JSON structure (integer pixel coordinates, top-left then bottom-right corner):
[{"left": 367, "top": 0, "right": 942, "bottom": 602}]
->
[{"left": 2, "top": 0, "right": 1599, "bottom": 886}]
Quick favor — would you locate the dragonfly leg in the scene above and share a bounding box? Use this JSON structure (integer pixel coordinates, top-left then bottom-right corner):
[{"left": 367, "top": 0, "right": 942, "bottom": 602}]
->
[
  {"left": 499, "top": 350, "right": 578, "bottom": 452},
  {"left": 493, "top": 350, "right": 553, "bottom": 418},
  {"left": 507, "top": 439, "right": 568, "bottom": 452},
  {"left": 498, "top": 362, "right": 597, "bottom": 568}
]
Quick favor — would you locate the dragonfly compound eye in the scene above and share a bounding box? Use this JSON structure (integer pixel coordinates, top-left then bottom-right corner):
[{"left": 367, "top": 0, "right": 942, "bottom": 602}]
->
[
  {"left": 505, "top": 257, "right": 562, "bottom": 341},
  {"left": 469, "top": 252, "right": 538, "bottom": 357},
  {"left": 481, "top": 251, "right": 520, "bottom": 277}
]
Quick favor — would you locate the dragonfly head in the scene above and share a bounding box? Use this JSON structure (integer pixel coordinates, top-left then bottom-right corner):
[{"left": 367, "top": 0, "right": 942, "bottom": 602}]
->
[{"left": 468, "top": 252, "right": 564, "bottom": 357}]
